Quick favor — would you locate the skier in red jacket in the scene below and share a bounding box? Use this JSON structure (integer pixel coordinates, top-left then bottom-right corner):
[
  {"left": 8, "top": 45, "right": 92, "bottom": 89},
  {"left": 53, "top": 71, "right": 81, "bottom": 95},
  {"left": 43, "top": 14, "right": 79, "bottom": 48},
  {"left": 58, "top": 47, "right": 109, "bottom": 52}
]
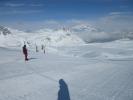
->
[{"left": 23, "top": 45, "right": 28, "bottom": 61}]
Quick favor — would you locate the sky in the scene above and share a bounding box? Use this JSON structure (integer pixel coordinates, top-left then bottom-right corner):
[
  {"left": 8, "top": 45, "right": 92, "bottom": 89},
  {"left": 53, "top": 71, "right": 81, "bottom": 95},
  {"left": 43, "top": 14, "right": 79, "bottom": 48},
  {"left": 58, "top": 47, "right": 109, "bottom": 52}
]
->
[{"left": 0, "top": 0, "right": 133, "bottom": 31}]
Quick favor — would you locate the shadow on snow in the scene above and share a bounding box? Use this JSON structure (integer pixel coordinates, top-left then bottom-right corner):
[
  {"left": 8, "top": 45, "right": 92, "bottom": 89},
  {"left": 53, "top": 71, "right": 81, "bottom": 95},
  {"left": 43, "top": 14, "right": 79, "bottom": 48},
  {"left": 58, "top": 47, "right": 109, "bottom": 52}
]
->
[{"left": 58, "top": 79, "right": 71, "bottom": 100}]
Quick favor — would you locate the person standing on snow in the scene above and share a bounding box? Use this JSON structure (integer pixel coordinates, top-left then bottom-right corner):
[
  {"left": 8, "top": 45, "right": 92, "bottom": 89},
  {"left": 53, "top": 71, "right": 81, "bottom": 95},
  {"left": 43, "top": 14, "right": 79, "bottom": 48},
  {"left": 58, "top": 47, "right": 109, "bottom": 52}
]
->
[
  {"left": 36, "top": 45, "right": 39, "bottom": 52},
  {"left": 23, "top": 45, "right": 28, "bottom": 61},
  {"left": 41, "top": 44, "right": 45, "bottom": 54}
]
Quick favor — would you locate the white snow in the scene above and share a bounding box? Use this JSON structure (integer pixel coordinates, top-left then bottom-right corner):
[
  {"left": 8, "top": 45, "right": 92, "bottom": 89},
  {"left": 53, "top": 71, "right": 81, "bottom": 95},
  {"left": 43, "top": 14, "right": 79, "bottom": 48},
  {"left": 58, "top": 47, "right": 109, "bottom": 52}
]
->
[
  {"left": 0, "top": 38, "right": 133, "bottom": 100},
  {"left": 0, "top": 25, "right": 133, "bottom": 100}
]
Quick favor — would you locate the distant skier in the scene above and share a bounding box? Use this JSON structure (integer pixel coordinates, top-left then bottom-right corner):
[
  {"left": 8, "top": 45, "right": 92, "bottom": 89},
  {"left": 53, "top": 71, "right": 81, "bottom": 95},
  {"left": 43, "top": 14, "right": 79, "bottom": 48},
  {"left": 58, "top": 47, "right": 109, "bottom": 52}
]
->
[
  {"left": 41, "top": 44, "right": 44, "bottom": 50},
  {"left": 23, "top": 45, "right": 28, "bottom": 61},
  {"left": 44, "top": 47, "right": 45, "bottom": 54},
  {"left": 36, "top": 45, "right": 39, "bottom": 52},
  {"left": 42, "top": 45, "right": 45, "bottom": 54}
]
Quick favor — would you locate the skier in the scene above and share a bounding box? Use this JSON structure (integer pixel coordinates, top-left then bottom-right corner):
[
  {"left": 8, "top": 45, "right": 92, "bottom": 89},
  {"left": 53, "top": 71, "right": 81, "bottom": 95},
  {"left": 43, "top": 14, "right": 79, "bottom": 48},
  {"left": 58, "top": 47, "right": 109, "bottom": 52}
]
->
[
  {"left": 41, "top": 44, "right": 44, "bottom": 50},
  {"left": 23, "top": 45, "right": 28, "bottom": 61},
  {"left": 36, "top": 45, "right": 39, "bottom": 52},
  {"left": 43, "top": 45, "right": 45, "bottom": 54},
  {"left": 44, "top": 48, "right": 45, "bottom": 54},
  {"left": 41, "top": 44, "right": 45, "bottom": 54}
]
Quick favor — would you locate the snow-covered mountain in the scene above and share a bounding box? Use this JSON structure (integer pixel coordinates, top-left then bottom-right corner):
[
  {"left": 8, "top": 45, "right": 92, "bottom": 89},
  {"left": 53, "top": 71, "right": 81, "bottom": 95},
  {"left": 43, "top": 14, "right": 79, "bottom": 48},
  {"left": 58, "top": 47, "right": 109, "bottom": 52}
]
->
[
  {"left": 30, "top": 28, "right": 84, "bottom": 47},
  {"left": 0, "top": 24, "right": 133, "bottom": 49},
  {"left": 0, "top": 26, "right": 27, "bottom": 48},
  {"left": 0, "top": 25, "right": 85, "bottom": 48}
]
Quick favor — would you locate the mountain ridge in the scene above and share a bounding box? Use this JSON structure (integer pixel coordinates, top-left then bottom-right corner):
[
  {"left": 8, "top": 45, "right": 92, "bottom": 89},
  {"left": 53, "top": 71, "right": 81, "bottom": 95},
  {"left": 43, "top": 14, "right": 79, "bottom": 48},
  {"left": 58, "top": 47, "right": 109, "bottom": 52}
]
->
[{"left": 0, "top": 25, "right": 133, "bottom": 48}]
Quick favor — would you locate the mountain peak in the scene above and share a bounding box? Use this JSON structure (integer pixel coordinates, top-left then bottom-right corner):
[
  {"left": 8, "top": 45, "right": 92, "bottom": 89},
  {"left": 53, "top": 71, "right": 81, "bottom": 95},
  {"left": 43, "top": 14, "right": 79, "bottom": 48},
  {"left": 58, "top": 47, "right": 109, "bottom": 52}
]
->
[{"left": 0, "top": 26, "right": 11, "bottom": 36}]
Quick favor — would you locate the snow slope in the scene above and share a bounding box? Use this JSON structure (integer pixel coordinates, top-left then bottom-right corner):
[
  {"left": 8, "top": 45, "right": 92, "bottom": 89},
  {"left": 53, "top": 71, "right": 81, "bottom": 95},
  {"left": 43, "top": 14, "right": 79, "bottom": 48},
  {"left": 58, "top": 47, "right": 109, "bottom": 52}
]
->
[
  {"left": 56, "top": 39, "right": 133, "bottom": 60},
  {"left": 0, "top": 25, "right": 133, "bottom": 100},
  {"left": 0, "top": 39, "right": 133, "bottom": 100}
]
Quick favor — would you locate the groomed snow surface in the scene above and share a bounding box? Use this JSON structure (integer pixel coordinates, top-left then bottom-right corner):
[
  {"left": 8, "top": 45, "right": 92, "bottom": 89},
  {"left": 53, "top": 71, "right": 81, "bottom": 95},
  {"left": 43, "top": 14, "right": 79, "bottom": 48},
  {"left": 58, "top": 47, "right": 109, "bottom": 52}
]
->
[{"left": 0, "top": 39, "right": 133, "bottom": 100}]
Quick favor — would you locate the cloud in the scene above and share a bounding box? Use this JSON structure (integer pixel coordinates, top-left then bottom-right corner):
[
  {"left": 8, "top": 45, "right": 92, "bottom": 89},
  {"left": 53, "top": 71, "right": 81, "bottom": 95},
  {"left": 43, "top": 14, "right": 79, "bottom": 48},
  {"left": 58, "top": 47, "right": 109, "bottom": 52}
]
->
[
  {"left": 96, "top": 11, "right": 133, "bottom": 32},
  {"left": 66, "top": 19, "right": 88, "bottom": 24},
  {"left": 4, "top": 3, "right": 44, "bottom": 7},
  {"left": 0, "top": 10, "right": 43, "bottom": 15},
  {"left": 5, "top": 3, "right": 25, "bottom": 7},
  {"left": 109, "top": 11, "right": 133, "bottom": 15}
]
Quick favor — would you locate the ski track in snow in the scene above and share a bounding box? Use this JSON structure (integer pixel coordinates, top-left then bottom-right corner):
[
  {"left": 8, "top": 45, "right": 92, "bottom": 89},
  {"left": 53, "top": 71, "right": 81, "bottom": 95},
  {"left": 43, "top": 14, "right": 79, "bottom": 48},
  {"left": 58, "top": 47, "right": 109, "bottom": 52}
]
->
[{"left": 0, "top": 58, "right": 21, "bottom": 65}]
